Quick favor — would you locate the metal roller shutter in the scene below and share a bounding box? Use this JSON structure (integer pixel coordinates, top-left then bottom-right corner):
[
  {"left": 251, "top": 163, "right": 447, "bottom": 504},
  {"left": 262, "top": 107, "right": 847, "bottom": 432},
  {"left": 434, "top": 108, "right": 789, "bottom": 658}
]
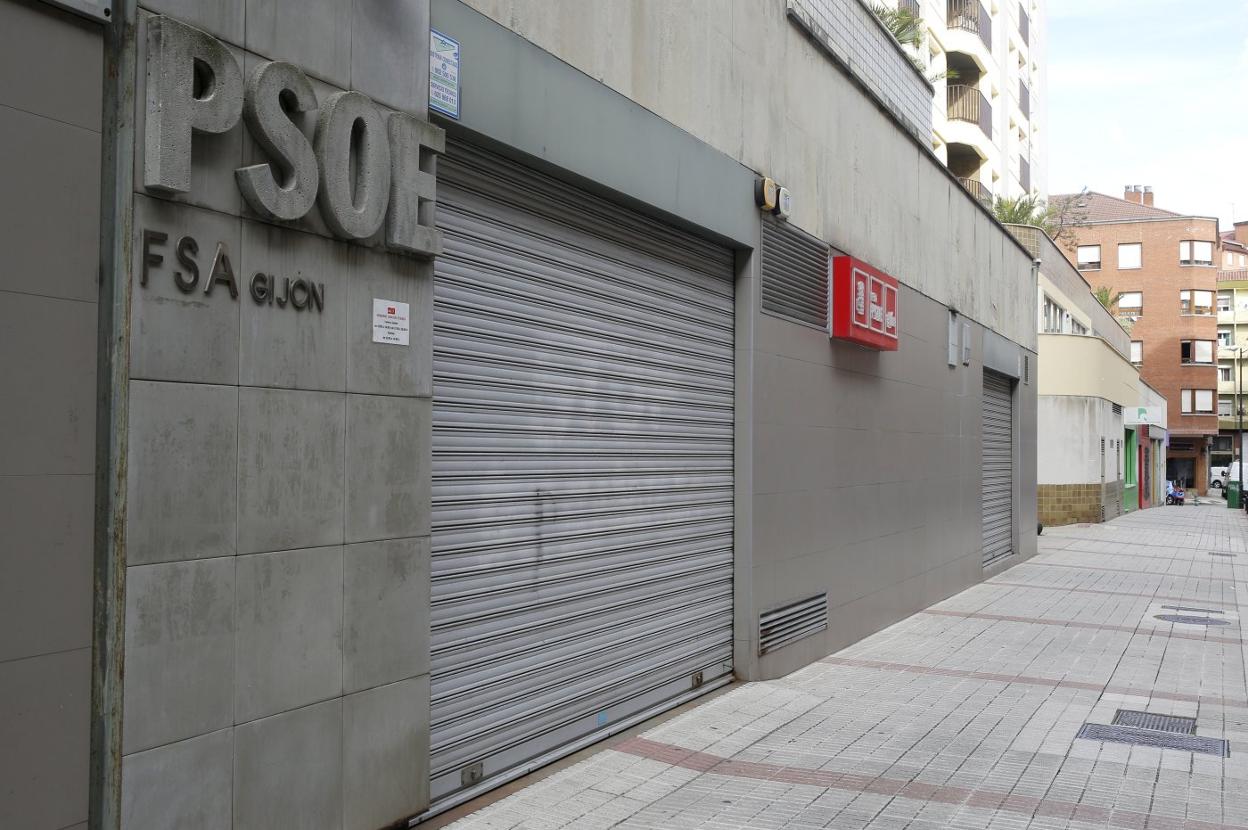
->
[
  {"left": 981, "top": 370, "right": 1014, "bottom": 566},
  {"left": 429, "top": 141, "right": 736, "bottom": 803}
]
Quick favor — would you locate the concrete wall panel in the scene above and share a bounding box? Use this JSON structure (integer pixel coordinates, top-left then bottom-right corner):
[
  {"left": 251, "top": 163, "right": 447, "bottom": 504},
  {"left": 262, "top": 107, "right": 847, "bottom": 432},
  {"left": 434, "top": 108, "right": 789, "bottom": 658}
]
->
[
  {"left": 342, "top": 677, "right": 430, "bottom": 830},
  {"left": 239, "top": 223, "right": 350, "bottom": 391},
  {"left": 123, "top": 559, "right": 236, "bottom": 753},
  {"left": 126, "top": 381, "right": 238, "bottom": 565},
  {"left": 236, "top": 387, "right": 345, "bottom": 554},
  {"left": 130, "top": 196, "right": 242, "bottom": 385},
  {"left": 345, "top": 395, "right": 431, "bottom": 543},
  {"left": 233, "top": 547, "right": 344, "bottom": 723},
  {"left": 343, "top": 538, "right": 430, "bottom": 693},
  {"left": 233, "top": 699, "right": 343, "bottom": 830},
  {"left": 121, "top": 729, "right": 233, "bottom": 830}
]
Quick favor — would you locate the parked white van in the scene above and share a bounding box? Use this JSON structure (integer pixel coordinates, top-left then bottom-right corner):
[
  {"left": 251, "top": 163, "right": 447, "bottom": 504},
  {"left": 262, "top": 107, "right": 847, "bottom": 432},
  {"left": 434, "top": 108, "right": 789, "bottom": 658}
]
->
[{"left": 1211, "top": 466, "right": 1230, "bottom": 489}]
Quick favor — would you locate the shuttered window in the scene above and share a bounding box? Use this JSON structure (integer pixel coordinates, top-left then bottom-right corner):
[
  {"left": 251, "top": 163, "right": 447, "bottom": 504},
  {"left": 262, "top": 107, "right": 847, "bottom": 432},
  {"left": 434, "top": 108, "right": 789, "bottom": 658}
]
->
[
  {"left": 982, "top": 371, "right": 1014, "bottom": 566},
  {"left": 429, "top": 140, "right": 736, "bottom": 805}
]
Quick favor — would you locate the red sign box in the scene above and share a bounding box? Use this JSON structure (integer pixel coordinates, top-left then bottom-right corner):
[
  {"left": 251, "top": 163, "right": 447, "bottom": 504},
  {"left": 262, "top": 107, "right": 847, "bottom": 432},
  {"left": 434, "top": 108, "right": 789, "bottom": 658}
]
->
[{"left": 830, "top": 255, "right": 899, "bottom": 351}]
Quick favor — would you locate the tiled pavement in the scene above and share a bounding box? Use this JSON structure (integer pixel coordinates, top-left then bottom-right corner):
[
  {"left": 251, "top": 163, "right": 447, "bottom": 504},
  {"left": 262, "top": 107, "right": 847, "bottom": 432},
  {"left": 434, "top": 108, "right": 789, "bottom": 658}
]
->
[{"left": 445, "top": 505, "right": 1248, "bottom": 830}]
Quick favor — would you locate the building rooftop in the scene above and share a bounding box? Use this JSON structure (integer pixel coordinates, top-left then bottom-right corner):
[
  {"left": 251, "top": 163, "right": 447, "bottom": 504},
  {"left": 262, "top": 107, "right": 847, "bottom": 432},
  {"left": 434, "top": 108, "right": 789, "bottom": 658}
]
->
[{"left": 1050, "top": 190, "right": 1180, "bottom": 223}]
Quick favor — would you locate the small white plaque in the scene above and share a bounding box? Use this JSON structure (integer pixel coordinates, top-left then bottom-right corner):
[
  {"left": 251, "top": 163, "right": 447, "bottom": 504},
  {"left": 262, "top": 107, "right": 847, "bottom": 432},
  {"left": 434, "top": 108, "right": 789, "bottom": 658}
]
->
[{"left": 372, "top": 299, "right": 410, "bottom": 346}]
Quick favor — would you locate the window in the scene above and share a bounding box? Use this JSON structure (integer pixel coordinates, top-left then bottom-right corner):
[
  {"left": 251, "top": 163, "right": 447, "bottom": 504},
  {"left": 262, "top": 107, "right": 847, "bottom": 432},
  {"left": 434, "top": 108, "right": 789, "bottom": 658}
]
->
[
  {"left": 1219, "top": 329, "right": 1233, "bottom": 347},
  {"left": 1180, "top": 340, "right": 1215, "bottom": 364},
  {"left": 1071, "top": 319, "right": 1088, "bottom": 335},
  {"left": 1221, "top": 397, "right": 1234, "bottom": 416},
  {"left": 1180, "top": 240, "right": 1214, "bottom": 266},
  {"left": 1118, "top": 242, "right": 1142, "bottom": 269},
  {"left": 1182, "top": 389, "right": 1216, "bottom": 413},
  {"left": 1041, "top": 295, "right": 1063, "bottom": 333},
  {"left": 1077, "top": 245, "right": 1101, "bottom": 270},
  {"left": 1220, "top": 366, "right": 1233, "bottom": 382},
  {"left": 1180, "top": 289, "right": 1214, "bottom": 315},
  {"left": 1219, "top": 292, "right": 1233, "bottom": 312},
  {"left": 1130, "top": 340, "right": 1142, "bottom": 363},
  {"left": 1118, "top": 291, "right": 1143, "bottom": 314}
]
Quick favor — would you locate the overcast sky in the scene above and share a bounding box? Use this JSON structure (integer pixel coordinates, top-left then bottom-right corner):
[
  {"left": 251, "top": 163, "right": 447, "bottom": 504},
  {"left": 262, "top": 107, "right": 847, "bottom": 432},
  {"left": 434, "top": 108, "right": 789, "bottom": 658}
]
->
[{"left": 1046, "top": 0, "right": 1248, "bottom": 227}]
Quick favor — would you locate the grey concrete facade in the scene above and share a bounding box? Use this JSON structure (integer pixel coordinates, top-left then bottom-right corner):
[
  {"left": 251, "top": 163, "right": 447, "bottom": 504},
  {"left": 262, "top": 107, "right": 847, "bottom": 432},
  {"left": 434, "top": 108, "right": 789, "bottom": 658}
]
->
[
  {"left": 3, "top": 0, "right": 1041, "bottom": 826},
  {"left": 115, "top": 3, "right": 437, "bottom": 829},
  {"left": 0, "top": 2, "right": 102, "bottom": 828}
]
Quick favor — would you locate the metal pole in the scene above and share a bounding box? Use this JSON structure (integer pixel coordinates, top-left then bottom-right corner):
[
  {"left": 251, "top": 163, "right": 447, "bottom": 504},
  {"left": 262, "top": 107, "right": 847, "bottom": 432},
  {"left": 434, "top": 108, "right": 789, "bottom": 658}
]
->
[{"left": 1239, "top": 347, "right": 1244, "bottom": 509}]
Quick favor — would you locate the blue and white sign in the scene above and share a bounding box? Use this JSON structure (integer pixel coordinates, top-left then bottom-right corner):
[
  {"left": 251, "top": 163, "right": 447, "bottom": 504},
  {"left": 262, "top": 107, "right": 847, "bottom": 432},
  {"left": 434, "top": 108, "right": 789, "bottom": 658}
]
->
[{"left": 430, "top": 29, "right": 460, "bottom": 119}]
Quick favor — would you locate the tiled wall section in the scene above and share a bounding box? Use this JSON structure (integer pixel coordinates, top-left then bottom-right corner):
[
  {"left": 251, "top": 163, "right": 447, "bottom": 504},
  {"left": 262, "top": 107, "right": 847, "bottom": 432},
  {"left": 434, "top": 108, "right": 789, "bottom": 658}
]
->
[
  {"left": 0, "top": 3, "right": 101, "bottom": 828},
  {"left": 120, "top": 3, "right": 434, "bottom": 829},
  {"left": 1038, "top": 483, "right": 1107, "bottom": 526},
  {"left": 786, "top": 0, "right": 933, "bottom": 142}
]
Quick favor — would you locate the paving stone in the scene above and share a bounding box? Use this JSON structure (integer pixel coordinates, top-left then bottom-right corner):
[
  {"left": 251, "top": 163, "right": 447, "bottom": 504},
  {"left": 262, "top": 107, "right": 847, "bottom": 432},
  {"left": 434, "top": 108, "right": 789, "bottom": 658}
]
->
[{"left": 446, "top": 506, "right": 1248, "bottom": 829}]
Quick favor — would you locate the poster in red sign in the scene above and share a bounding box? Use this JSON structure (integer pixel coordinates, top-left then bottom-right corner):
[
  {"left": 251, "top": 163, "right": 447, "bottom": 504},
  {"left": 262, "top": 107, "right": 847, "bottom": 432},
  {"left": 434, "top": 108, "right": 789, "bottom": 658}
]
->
[{"left": 830, "top": 255, "right": 899, "bottom": 351}]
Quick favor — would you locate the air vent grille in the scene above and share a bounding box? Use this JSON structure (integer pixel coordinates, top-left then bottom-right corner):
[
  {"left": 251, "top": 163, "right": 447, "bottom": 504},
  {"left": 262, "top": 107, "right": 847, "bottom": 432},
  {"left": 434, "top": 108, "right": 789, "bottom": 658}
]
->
[
  {"left": 760, "top": 217, "right": 829, "bottom": 329},
  {"left": 759, "top": 593, "right": 828, "bottom": 655},
  {"left": 1112, "top": 403, "right": 1123, "bottom": 415}
]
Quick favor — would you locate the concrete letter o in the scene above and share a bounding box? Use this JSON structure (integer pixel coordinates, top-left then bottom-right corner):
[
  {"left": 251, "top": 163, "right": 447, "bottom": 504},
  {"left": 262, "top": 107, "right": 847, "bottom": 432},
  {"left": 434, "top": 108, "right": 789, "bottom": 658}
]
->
[{"left": 314, "top": 91, "right": 391, "bottom": 240}]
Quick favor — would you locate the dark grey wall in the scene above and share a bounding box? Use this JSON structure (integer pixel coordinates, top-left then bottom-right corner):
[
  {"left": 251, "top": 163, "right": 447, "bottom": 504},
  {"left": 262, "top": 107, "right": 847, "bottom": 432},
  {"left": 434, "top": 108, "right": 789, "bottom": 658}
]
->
[
  {"left": 0, "top": 2, "right": 102, "bottom": 829},
  {"left": 748, "top": 289, "right": 1039, "bottom": 679}
]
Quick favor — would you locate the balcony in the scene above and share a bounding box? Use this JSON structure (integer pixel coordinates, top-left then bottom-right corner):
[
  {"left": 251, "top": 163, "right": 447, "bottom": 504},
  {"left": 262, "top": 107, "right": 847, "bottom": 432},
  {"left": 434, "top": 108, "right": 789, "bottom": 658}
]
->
[
  {"left": 1019, "top": 79, "right": 1030, "bottom": 120},
  {"left": 1019, "top": 2, "right": 1029, "bottom": 46},
  {"left": 957, "top": 177, "right": 992, "bottom": 207},
  {"left": 1020, "top": 157, "right": 1030, "bottom": 193},
  {"left": 948, "top": 0, "right": 992, "bottom": 51},
  {"left": 948, "top": 84, "right": 992, "bottom": 137}
]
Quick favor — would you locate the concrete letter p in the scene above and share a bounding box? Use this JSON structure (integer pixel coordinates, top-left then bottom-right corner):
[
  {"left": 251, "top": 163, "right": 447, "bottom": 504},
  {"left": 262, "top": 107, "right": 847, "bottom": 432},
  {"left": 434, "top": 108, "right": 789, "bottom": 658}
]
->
[{"left": 144, "top": 16, "right": 243, "bottom": 194}]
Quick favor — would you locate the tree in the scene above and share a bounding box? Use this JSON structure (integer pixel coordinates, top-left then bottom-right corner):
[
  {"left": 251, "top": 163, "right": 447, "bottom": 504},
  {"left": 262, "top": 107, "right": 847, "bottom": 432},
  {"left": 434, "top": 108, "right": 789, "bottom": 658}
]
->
[
  {"left": 992, "top": 189, "right": 1088, "bottom": 251},
  {"left": 1094, "top": 286, "right": 1120, "bottom": 310},
  {"left": 869, "top": 4, "right": 955, "bottom": 82}
]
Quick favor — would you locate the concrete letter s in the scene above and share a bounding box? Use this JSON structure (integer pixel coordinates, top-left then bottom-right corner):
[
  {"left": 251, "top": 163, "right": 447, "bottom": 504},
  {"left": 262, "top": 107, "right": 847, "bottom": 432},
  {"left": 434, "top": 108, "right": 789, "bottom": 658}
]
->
[
  {"left": 236, "top": 61, "right": 319, "bottom": 221},
  {"left": 314, "top": 91, "right": 391, "bottom": 240},
  {"left": 144, "top": 16, "right": 243, "bottom": 193}
]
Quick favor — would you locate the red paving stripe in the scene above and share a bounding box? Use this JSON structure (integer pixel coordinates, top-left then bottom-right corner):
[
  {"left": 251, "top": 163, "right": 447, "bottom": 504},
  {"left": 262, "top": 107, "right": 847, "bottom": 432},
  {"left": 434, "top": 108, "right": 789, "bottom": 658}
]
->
[
  {"left": 1047, "top": 547, "right": 1239, "bottom": 565},
  {"left": 821, "top": 656, "right": 1248, "bottom": 710},
  {"left": 919, "top": 608, "right": 1245, "bottom": 646},
  {"left": 987, "top": 580, "right": 1235, "bottom": 607},
  {"left": 613, "top": 735, "right": 1245, "bottom": 830},
  {"left": 1026, "top": 560, "right": 1248, "bottom": 585}
]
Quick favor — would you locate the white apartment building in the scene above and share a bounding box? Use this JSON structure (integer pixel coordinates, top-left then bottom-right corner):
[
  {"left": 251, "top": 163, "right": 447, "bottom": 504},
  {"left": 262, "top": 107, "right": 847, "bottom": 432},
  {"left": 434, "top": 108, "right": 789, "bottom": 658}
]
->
[{"left": 907, "top": 0, "right": 1045, "bottom": 204}]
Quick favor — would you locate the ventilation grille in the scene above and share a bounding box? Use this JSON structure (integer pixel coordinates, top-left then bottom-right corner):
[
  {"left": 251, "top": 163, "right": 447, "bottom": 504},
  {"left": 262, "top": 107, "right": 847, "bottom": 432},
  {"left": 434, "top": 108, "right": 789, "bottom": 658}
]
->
[
  {"left": 760, "top": 217, "right": 829, "bottom": 328},
  {"left": 1023, "top": 354, "right": 1030, "bottom": 385},
  {"left": 1112, "top": 403, "right": 1123, "bottom": 415},
  {"left": 759, "top": 593, "right": 828, "bottom": 655}
]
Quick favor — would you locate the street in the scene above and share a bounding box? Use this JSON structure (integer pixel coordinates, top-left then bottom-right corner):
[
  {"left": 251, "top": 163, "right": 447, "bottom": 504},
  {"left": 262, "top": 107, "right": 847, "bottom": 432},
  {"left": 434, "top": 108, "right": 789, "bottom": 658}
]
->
[{"left": 446, "top": 505, "right": 1248, "bottom": 829}]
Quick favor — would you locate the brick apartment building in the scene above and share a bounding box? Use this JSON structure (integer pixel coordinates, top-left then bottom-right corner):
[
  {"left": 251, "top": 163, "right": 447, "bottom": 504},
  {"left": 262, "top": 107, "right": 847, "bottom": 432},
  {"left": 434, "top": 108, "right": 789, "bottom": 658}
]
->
[{"left": 1058, "top": 187, "right": 1220, "bottom": 492}]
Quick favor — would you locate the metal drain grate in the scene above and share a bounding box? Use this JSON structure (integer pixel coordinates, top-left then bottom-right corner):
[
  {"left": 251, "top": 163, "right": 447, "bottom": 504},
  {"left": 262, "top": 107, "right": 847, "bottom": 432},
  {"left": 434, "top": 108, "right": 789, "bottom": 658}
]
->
[
  {"left": 1160, "top": 605, "right": 1224, "bottom": 616},
  {"left": 1154, "top": 614, "right": 1230, "bottom": 626},
  {"left": 1210, "top": 552, "right": 1237, "bottom": 558},
  {"left": 1112, "top": 710, "right": 1196, "bottom": 735},
  {"left": 1077, "top": 724, "right": 1229, "bottom": 756}
]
